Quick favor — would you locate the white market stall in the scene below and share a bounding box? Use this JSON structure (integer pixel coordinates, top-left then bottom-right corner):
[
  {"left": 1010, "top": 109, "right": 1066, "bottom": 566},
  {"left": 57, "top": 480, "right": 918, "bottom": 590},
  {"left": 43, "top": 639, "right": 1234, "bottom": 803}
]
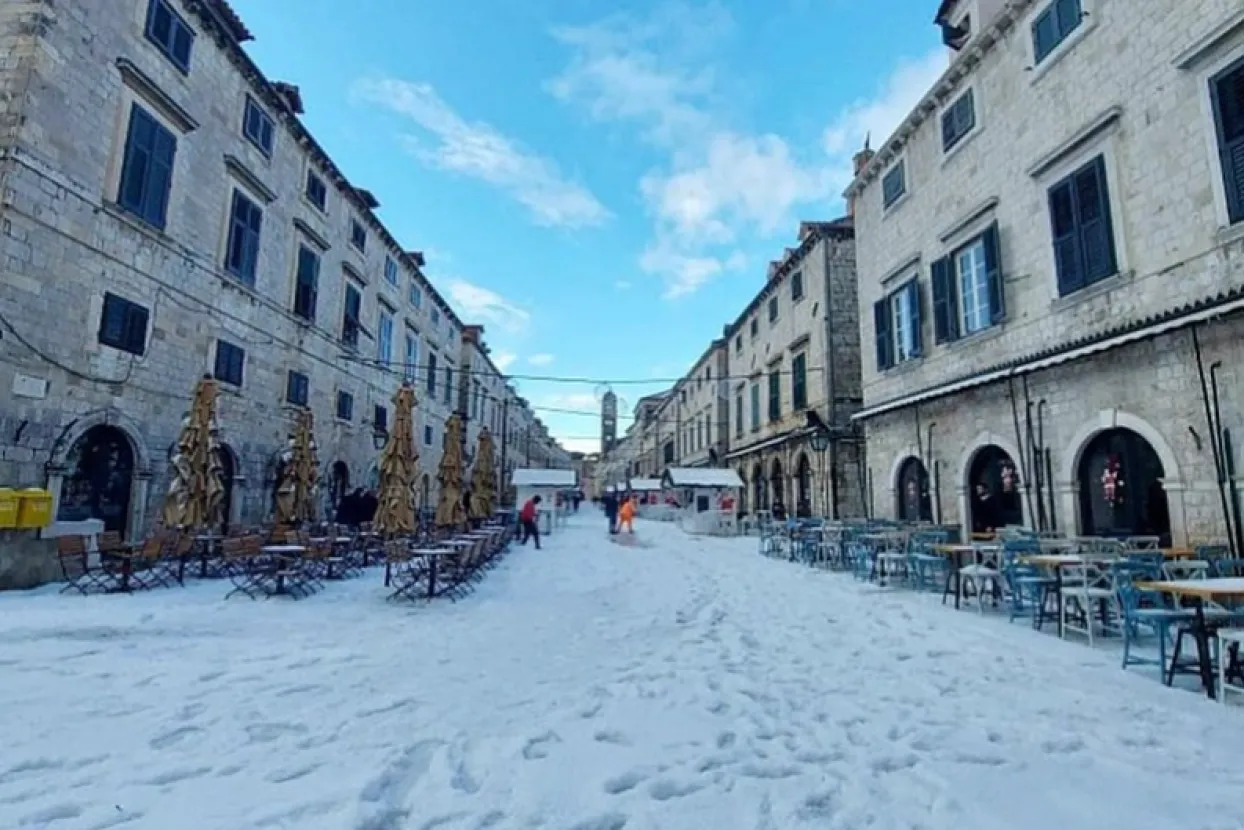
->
[
  {"left": 661, "top": 467, "right": 744, "bottom": 535},
  {"left": 512, "top": 468, "right": 577, "bottom": 533}
]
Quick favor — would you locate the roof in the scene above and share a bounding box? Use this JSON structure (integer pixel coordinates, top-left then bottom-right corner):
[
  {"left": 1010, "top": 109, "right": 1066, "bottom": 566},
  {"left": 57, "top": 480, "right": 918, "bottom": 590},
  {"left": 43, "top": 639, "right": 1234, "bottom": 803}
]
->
[
  {"left": 663, "top": 467, "right": 744, "bottom": 488},
  {"left": 629, "top": 478, "right": 662, "bottom": 491},
  {"left": 512, "top": 469, "right": 577, "bottom": 488}
]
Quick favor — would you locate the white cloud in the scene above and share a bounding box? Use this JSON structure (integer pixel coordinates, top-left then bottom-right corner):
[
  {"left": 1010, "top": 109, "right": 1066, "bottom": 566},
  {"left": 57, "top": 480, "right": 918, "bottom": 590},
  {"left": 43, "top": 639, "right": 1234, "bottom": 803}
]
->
[
  {"left": 527, "top": 353, "right": 555, "bottom": 366},
  {"left": 556, "top": 436, "right": 601, "bottom": 455},
  {"left": 492, "top": 350, "right": 517, "bottom": 371},
  {"left": 540, "top": 391, "right": 601, "bottom": 411},
  {"left": 353, "top": 78, "right": 610, "bottom": 228},
  {"left": 444, "top": 279, "right": 531, "bottom": 334},
  {"left": 548, "top": 7, "right": 948, "bottom": 298}
]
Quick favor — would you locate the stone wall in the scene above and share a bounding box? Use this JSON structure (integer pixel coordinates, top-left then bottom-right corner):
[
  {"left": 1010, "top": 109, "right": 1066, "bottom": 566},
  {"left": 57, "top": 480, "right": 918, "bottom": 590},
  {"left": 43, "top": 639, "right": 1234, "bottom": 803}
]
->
[{"left": 0, "top": 530, "right": 57, "bottom": 590}]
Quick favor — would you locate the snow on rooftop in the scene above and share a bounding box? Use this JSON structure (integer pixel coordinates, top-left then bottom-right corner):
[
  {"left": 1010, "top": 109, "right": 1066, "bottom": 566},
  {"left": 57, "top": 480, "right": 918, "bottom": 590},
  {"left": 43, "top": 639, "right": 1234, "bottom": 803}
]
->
[
  {"left": 511, "top": 468, "right": 576, "bottom": 487},
  {"left": 628, "top": 478, "right": 662, "bottom": 491},
  {"left": 664, "top": 467, "right": 744, "bottom": 488}
]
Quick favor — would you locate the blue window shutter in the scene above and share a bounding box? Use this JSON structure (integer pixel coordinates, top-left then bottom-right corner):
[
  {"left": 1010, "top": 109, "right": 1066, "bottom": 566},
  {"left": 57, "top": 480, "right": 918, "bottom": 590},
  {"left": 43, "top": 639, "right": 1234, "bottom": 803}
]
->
[
  {"left": 1212, "top": 60, "right": 1244, "bottom": 224},
  {"left": 1048, "top": 179, "right": 1083, "bottom": 295},
  {"left": 930, "top": 256, "right": 957, "bottom": 344},
  {"left": 1075, "top": 158, "right": 1117, "bottom": 282},
  {"left": 873, "top": 300, "right": 892, "bottom": 371},
  {"left": 1031, "top": 8, "right": 1056, "bottom": 62},
  {"left": 146, "top": 120, "right": 176, "bottom": 228},
  {"left": 119, "top": 106, "right": 152, "bottom": 215},
  {"left": 981, "top": 221, "right": 1005, "bottom": 323},
  {"left": 907, "top": 281, "right": 923, "bottom": 358}
]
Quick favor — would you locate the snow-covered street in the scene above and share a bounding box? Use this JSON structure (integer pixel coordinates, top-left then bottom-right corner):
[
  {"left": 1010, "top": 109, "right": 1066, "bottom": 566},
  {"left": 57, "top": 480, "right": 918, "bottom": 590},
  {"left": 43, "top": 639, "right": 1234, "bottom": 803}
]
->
[{"left": 2, "top": 518, "right": 1243, "bottom": 830}]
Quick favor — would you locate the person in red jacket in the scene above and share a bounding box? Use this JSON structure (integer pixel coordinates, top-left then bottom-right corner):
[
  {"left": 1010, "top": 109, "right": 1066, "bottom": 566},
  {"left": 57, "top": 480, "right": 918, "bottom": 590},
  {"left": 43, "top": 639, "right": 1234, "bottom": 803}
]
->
[{"left": 519, "top": 495, "right": 542, "bottom": 549}]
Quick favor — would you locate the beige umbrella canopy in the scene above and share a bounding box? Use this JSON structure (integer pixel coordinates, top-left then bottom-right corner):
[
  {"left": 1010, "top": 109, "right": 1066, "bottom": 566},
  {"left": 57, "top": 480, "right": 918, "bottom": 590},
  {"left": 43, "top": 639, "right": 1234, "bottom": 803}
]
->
[
  {"left": 373, "top": 383, "right": 419, "bottom": 536},
  {"left": 275, "top": 409, "right": 319, "bottom": 526},
  {"left": 435, "top": 413, "right": 468, "bottom": 529},
  {"left": 468, "top": 427, "right": 497, "bottom": 521},
  {"left": 162, "top": 375, "right": 225, "bottom": 531}
]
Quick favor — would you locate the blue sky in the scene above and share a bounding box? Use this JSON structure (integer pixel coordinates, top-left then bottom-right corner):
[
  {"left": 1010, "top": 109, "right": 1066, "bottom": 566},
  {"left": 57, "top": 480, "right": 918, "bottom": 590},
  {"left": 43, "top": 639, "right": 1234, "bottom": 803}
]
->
[{"left": 229, "top": 0, "right": 947, "bottom": 453}]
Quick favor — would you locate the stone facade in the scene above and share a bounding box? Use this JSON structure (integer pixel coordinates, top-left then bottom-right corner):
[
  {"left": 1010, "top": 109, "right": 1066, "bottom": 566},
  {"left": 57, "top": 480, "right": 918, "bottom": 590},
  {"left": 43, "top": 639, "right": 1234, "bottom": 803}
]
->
[
  {"left": 0, "top": 0, "right": 564, "bottom": 582},
  {"left": 848, "top": 0, "right": 1244, "bottom": 544},
  {"left": 661, "top": 340, "right": 729, "bottom": 469}
]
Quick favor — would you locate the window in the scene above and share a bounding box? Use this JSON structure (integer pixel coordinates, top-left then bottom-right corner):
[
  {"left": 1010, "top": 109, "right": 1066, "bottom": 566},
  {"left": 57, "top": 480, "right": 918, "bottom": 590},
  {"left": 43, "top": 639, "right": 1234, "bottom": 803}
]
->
[
  {"left": 384, "top": 256, "right": 399, "bottom": 286},
  {"left": 427, "top": 353, "right": 438, "bottom": 396},
  {"left": 1047, "top": 156, "right": 1117, "bottom": 296},
  {"left": 444, "top": 367, "right": 453, "bottom": 405},
  {"left": 305, "top": 170, "right": 327, "bottom": 211},
  {"left": 404, "top": 332, "right": 419, "bottom": 381},
  {"left": 873, "top": 280, "right": 923, "bottom": 370},
  {"left": 293, "top": 245, "right": 319, "bottom": 322},
  {"left": 144, "top": 0, "right": 194, "bottom": 73},
  {"left": 735, "top": 393, "right": 744, "bottom": 437},
  {"left": 735, "top": 335, "right": 742, "bottom": 353},
  {"left": 1211, "top": 56, "right": 1244, "bottom": 225},
  {"left": 882, "top": 161, "right": 906, "bottom": 208},
  {"left": 750, "top": 318, "right": 758, "bottom": 338},
  {"left": 431, "top": 307, "right": 441, "bottom": 327},
  {"left": 768, "top": 296, "right": 779, "bottom": 323},
  {"left": 286, "top": 370, "right": 309, "bottom": 407},
  {"left": 409, "top": 281, "right": 423, "bottom": 308},
  {"left": 117, "top": 104, "right": 176, "bottom": 230},
  {"left": 242, "top": 97, "right": 274, "bottom": 157},
  {"left": 341, "top": 283, "right": 362, "bottom": 347},
  {"left": 374, "top": 405, "right": 388, "bottom": 431},
  {"left": 377, "top": 308, "right": 394, "bottom": 366},
  {"left": 424, "top": 425, "right": 434, "bottom": 446},
  {"left": 350, "top": 219, "right": 366, "bottom": 251},
  {"left": 704, "top": 413, "right": 712, "bottom": 446},
  {"left": 224, "top": 190, "right": 262, "bottom": 285},
  {"left": 336, "top": 391, "right": 354, "bottom": 421},
  {"left": 792, "top": 353, "right": 807, "bottom": 410},
  {"left": 1032, "top": 0, "right": 1083, "bottom": 64},
  {"left": 791, "top": 271, "right": 804, "bottom": 301},
  {"left": 941, "top": 89, "right": 976, "bottom": 152},
  {"left": 750, "top": 384, "right": 760, "bottom": 430},
  {"left": 932, "top": 223, "right": 1003, "bottom": 342},
  {"left": 767, "top": 370, "right": 780, "bottom": 422},
  {"left": 213, "top": 340, "right": 245, "bottom": 386},
  {"left": 98, "top": 292, "right": 149, "bottom": 355}
]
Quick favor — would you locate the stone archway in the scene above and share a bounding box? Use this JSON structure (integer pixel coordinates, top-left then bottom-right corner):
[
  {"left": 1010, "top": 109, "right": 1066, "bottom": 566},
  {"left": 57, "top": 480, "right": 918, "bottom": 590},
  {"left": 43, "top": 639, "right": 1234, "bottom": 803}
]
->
[
  {"left": 737, "top": 466, "right": 749, "bottom": 514},
  {"left": 795, "top": 453, "right": 813, "bottom": 518},
  {"left": 964, "top": 444, "right": 1024, "bottom": 533},
  {"left": 216, "top": 443, "right": 244, "bottom": 532},
  {"left": 1060, "top": 409, "right": 1185, "bottom": 544},
  {"left": 1077, "top": 428, "right": 1171, "bottom": 543},
  {"left": 752, "top": 462, "right": 766, "bottom": 512},
  {"left": 47, "top": 411, "right": 153, "bottom": 541},
  {"left": 895, "top": 455, "right": 933, "bottom": 522},
  {"left": 769, "top": 458, "right": 785, "bottom": 512}
]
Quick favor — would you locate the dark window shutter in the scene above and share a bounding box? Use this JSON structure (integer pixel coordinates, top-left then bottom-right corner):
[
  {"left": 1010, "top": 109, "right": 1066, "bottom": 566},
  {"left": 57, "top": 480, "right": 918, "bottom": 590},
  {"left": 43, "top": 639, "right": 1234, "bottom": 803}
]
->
[
  {"left": 873, "top": 300, "right": 892, "bottom": 371},
  {"left": 1048, "top": 179, "right": 1083, "bottom": 295},
  {"left": 1032, "top": 8, "right": 1056, "bottom": 62},
  {"left": 147, "top": 121, "right": 176, "bottom": 228},
  {"left": 906, "top": 281, "right": 923, "bottom": 358},
  {"left": 1075, "top": 158, "right": 1117, "bottom": 282},
  {"left": 124, "top": 303, "right": 149, "bottom": 352},
  {"left": 981, "top": 221, "right": 1005, "bottom": 322},
  {"left": 931, "top": 256, "right": 958, "bottom": 344},
  {"left": 1213, "top": 60, "right": 1244, "bottom": 224}
]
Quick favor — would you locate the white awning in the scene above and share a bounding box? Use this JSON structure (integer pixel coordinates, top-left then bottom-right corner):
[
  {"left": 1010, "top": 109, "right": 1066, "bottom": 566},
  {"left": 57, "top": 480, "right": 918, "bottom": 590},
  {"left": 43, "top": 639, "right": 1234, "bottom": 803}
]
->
[
  {"left": 663, "top": 467, "right": 744, "bottom": 488},
  {"left": 511, "top": 468, "right": 577, "bottom": 488}
]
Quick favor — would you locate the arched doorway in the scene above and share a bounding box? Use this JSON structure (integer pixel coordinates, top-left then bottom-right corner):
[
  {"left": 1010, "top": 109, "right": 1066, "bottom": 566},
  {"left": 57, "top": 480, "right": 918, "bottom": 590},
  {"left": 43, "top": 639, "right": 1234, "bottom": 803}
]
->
[
  {"left": 795, "top": 454, "right": 812, "bottom": 518},
  {"left": 1077, "top": 428, "right": 1170, "bottom": 542},
  {"left": 896, "top": 456, "right": 932, "bottom": 522},
  {"left": 56, "top": 425, "right": 135, "bottom": 536},
  {"left": 770, "top": 459, "right": 785, "bottom": 511},
  {"left": 737, "top": 467, "right": 749, "bottom": 514},
  {"left": 967, "top": 445, "right": 1023, "bottom": 532},
  {"left": 329, "top": 461, "right": 350, "bottom": 510},
  {"left": 752, "top": 462, "right": 766, "bottom": 512},
  {"left": 421, "top": 473, "right": 432, "bottom": 515},
  {"left": 216, "top": 445, "right": 236, "bottom": 532}
]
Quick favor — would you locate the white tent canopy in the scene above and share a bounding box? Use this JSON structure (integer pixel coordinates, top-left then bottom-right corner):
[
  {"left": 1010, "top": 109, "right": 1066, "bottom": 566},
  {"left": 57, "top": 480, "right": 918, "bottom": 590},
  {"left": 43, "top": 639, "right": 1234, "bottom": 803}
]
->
[
  {"left": 628, "top": 478, "right": 662, "bottom": 492},
  {"left": 512, "top": 468, "right": 577, "bottom": 488},
  {"left": 663, "top": 467, "right": 744, "bottom": 488}
]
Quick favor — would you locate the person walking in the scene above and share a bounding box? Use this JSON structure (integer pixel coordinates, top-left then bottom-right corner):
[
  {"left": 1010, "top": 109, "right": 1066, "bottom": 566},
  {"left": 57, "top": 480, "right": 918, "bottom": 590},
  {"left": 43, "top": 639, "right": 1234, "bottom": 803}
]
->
[
  {"left": 603, "top": 488, "right": 619, "bottom": 534},
  {"left": 519, "top": 494, "right": 542, "bottom": 549},
  {"left": 618, "top": 495, "right": 636, "bottom": 534}
]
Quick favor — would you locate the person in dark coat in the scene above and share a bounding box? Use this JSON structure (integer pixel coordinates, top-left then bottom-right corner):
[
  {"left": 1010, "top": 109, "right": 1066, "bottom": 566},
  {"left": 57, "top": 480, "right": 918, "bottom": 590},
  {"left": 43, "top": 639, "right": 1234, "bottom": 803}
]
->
[
  {"left": 972, "top": 482, "right": 998, "bottom": 533},
  {"left": 336, "top": 488, "right": 363, "bottom": 526},
  {"left": 602, "top": 489, "right": 619, "bottom": 534},
  {"left": 360, "top": 489, "right": 379, "bottom": 523},
  {"left": 771, "top": 500, "right": 787, "bottom": 522}
]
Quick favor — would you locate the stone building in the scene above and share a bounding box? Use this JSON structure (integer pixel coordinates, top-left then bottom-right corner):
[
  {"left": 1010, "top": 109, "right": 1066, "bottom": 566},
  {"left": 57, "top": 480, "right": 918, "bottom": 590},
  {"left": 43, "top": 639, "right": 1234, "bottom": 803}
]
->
[
  {"left": 723, "top": 220, "right": 864, "bottom": 519},
  {"left": 629, "top": 391, "right": 672, "bottom": 477},
  {"left": 847, "top": 0, "right": 1244, "bottom": 545},
  {"left": 0, "top": 0, "right": 563, "bottom": 569},
  {"left": 664, "top": 339, "right": 729, "bottom": 468}
]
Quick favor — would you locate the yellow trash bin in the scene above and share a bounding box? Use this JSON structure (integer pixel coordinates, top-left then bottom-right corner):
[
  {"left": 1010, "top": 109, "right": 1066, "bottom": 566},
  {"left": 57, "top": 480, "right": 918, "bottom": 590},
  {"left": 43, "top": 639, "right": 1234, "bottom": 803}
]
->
[
  {"left": 15, "top": 488, "right": 53, "bottom": 529},
  {"left": 0, "top": 488, "right": 18, "bottom": 528}
]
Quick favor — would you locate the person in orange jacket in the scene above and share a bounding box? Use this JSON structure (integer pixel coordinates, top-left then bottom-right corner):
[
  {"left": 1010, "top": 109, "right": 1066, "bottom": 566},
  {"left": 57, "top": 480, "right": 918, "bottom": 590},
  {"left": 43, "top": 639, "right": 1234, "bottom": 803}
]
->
[{"left": 618, "top": 495, "right": 636, "bottom": 533}]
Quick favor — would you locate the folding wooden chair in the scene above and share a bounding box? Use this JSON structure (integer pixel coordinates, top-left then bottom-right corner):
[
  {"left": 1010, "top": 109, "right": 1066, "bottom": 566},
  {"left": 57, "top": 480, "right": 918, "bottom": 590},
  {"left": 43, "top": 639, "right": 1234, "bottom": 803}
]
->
[
  {"left": 386, "top": 541, "right": 430, "bottom": 602},
  {"left": 56, "top": 535, "right": 122, "bottom": 594}
]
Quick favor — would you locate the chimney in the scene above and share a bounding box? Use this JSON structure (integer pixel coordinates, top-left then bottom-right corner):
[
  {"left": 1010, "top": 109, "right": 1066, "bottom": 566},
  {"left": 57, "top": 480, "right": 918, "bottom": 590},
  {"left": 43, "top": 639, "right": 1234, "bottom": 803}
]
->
[
  {"left": 272, "top": 82, "right": 304, "bottom": 114},
  {"left": 847, "top": 139, "right": 875, "bottom": 218}
]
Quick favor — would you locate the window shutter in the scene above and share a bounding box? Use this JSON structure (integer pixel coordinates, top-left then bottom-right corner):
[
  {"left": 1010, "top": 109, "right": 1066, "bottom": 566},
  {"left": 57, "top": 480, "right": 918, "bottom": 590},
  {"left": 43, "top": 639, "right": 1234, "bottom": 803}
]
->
[
  {"left": 981, "top": 221, "right": 1005, "bottom": 323},
  {"left": 906, "top": 281, "right": 924, "bottom": 358},
  {"left": 1031, "top": 7, "right": 1055, "bottom": 62},
  {"left": 124, "top": 304, "right": 149, "bottom": 353},
  {"left": 147, "top": 123, "right": 176, "bottom": 228},
  {"left": 1048, "top": 180, "right": 1083, "bottom": 295},
  {"left": 873, "top": 300, "right": 892, "bottom": 371},
  {"left": 930, "top": 256, "right": 958, "bottom": 343},
  {"left": 1213, "top": 63, "right": 1244, "bottom": 224},
  {"left": 1075, "top": 158, "right": 1117, "bottom": 282}
]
